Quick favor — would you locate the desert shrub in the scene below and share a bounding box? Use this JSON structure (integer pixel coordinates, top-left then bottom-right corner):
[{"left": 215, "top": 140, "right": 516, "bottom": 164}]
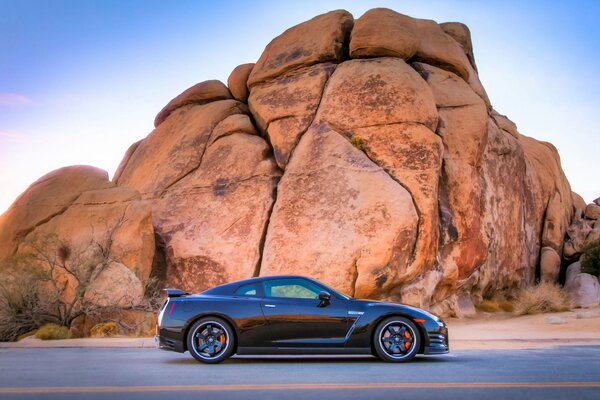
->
[
  {"left": 498, "top": 300, "right": 515, "bottom": 312},
  {"left": 90, "top": 322, "right": 118, "bottom": 337},
  {"left": 350, "top": 135, "right": 365, "bottom": 151},
  {"left": 514, "top": 282, "right": 572, "bottom": 315},
  {"left": 580, "top": 241, "right": 600, "bottom": 278},
  {"left": 35, "top": 323, "right": 71, "bottom": 340}
]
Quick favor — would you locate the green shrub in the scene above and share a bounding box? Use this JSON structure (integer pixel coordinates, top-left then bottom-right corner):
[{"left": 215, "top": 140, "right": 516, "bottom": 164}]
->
[
  {"left": 581, "top": 241, "right": 600, "bottom": 278},
  {"left": 514, "top": 282, "right": 572, "bottom": 315},
  {"left": 35, "top": 323, "right": 71, "bottom": 340},
  {"left": 350, "top": 135, "right": 365, "bottom": 151},
  {"left": 90, "top": 322, "right": 118, "bottom": 337}
]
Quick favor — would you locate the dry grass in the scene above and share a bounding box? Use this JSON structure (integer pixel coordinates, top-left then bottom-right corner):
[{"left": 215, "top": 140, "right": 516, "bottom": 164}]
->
[
  {"left": 514, "top": 282, "right": 572, "bottom": 315},
  {"left": 35, "top": 323, "right": 71, "bottom": 340},
  {"left": 476, "top": 299, "right": 516, "bottom": 313},
  {"left": 90, "top": 322, "right": 118, "bottom": 337}
]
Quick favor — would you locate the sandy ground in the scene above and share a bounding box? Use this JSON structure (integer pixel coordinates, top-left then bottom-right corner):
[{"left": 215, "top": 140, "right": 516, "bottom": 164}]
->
[
  {"left": 1, "top": 306, "right": 599, "bottom": 350},
  {"left": 448, "top": 306, "right": 600, "bottom": 349}
]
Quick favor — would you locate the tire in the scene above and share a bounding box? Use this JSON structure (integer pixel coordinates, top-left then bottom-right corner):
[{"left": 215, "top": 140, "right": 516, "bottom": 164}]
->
[
  {"left": 187, "top": 317, "right": 235, "bottom": 364},
  {"left": 373, "top": 316, "right": 421, "bottom": 363}
]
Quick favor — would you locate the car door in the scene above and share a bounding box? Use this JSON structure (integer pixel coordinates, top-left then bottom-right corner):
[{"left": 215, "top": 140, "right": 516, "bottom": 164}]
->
[{"left": 259, "top": 278, "right": 350, "bottom": 347}]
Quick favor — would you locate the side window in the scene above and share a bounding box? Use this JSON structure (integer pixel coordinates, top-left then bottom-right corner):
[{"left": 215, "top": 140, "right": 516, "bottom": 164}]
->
[
  {"left": 234, "top": 284, "right": 257, "bottom": 297},
  {"left": 262, "top": 279, "right": 321, "bottom": 299}
]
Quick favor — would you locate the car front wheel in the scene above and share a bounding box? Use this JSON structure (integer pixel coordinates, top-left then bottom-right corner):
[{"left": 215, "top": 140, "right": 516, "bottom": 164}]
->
[
  {"left": 187, "top": 317, "right": 235, "bottom": 364},
  {"left": 373, "top": 316, "right": 421, "bottom": 362}
]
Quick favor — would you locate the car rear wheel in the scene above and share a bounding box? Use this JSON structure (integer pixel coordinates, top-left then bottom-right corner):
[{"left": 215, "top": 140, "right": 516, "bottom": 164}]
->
[
  {"left": 187, "top": 317, "right": 235, "bottom": 364},
  {"left": 373, "top": 316, "right": 420, "bottom": 362}
]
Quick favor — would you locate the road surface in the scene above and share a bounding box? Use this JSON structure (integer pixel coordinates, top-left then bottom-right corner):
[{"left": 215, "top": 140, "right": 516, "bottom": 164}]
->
[{"left": 0, "top": 346, "right": 599, "bottom": 399}]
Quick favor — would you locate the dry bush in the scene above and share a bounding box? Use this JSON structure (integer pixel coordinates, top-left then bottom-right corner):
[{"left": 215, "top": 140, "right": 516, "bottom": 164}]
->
[
  {"left": 36, "top": 323, "right": 71, "bottom": 340},
  {"left": 514, "top": 282, "right": 572, "bottom": 315},
  {"left": 90, "top": 322, "right": 118, "bottom": 337},
  {"left": 476, "top": 299, "right": 501, "bottom": 313}
]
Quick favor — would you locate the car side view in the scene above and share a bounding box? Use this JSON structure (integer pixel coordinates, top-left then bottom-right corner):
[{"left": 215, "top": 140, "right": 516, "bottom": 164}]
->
[{"left": 155, "top": 275, "right": 449, "bottom": 363}]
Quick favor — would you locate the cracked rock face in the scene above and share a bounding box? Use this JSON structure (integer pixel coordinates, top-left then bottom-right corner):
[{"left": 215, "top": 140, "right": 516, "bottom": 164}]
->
[{"left": 0, "top": 8, "right": 579, "bottom": 315}]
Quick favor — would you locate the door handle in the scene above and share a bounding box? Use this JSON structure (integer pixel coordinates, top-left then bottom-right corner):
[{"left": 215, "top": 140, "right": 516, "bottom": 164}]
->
[{"left": 264, "top": 304, "right": 276, "bottom": 308}]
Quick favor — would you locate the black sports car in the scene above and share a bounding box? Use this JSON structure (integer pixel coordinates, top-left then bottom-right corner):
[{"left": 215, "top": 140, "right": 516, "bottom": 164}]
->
[{"left": 155, "top": 275, "right": 449, "bottom": 363}]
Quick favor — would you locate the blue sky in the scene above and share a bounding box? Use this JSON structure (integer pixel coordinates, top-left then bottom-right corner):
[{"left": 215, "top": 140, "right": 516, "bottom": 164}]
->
[{"left": 1, "top": 0, "right": 599, "bottom": 214}]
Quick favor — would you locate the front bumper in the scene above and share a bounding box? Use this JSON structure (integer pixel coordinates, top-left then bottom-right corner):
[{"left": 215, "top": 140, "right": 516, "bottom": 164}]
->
[{"left": 424, "top": 328, "right": 449, "bottom": 354}]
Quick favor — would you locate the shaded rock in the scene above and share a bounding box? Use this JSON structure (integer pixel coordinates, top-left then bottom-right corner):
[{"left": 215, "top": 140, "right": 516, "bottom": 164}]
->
[
  {"left": 572, "top": 192, "right": 587, "bottom": 219},
  {"left": 227, "top": 63, "right": 254, "bottom": 102},
  {"left": 540, "top": 247, "right": 561, "bottom": 283},
  {"left": 400, "top": 270, "right": 443, "bottom": 309},
  {"left": 154, "top": 80, "right": 232, "bottom": 127},
  {"left": 566, "top": 274, "right": 600, "bottom": 308},
  {"left": 248, "top": 63, "right": 335, "bottom": 168},
  {"left": 0, "top": 166, "right": 111, "bottom": 258},
  {"left": 248, "top": 10, "right": 354, "bottom": 86},
  {"left": 585, "top": 203, "right": 600, "bottom": 220},
  {"left": 349, "top": 8, "right": 419, "bottom": 59},
  {"left": 415, "top": 63, "right": 489, "bottom": 286},
  {"left": 261, "top": 124, "right": 418, "bottom": 299}
]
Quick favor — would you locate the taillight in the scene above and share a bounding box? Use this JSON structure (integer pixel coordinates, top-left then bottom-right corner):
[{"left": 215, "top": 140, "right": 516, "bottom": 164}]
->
[{"left": 168, "top": 302, "right": 176, "bottom": 316}]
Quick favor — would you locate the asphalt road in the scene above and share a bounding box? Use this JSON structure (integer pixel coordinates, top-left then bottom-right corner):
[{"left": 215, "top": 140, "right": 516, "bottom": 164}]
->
[{"left": 1, "top": 346, "right": 599, "bottom": 400}]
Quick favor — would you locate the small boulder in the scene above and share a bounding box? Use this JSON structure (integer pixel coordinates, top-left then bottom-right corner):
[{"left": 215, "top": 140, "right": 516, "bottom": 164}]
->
[
  {"left": 585, "top": 203, "right": 600, "bottom": 220},
  {"left": 227, "top": 63, "right": 254, "bottom": 102},
  {"left": 565, "top": 262, "right": 600, "bottom": 308},
  {"left": 540, "top": 247, "right": 561, "bottom": 283},
  {"left": 154, "top": 80, "right": 232, "bottom": 127}
]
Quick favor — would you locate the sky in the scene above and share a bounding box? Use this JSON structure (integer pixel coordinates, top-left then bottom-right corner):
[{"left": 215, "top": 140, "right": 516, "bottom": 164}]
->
[{"left": 1, "top": 0, "right": 599, "bottom": 214}]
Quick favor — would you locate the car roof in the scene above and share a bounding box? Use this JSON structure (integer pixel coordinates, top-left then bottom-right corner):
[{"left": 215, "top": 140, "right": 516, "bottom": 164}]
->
[{"left": 201, "top": 275, "right": 315, "bottom": 295}]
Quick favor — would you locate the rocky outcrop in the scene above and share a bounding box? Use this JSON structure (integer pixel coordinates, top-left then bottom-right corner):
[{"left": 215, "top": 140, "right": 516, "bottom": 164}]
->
[{"left": 0, "top": 8, "right": 581, "bottom": 317}]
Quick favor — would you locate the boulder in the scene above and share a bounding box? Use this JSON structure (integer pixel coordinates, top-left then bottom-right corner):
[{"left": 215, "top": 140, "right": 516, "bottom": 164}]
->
[
  {"left": 491, "top": 109, "right": 519, "bottom": 139},
  {"left": 0, "top": 166, "right": 111, "bottom": 258},
  {"left": 540, "top": 247, "right": 561, "bottom": 283},
  {"left": 154, "top": 133, "right": 280, "bottom": 293},
  {"left": 84, "top": 261, "right": 145, "bottom": 308},
  {"left": 154, "top": 80, "right": 232, "bottom": 127},
  {"left": 414, "top": 63, "right": 489, "bottom": 284},
  {"left": 414, "top": 19, "right": 471, "bottom": 81},
  {"left": 349, "top": 8, "right": 419, "bottom": 59},
  {"left": 227, "top": 63, "right": 254, "bottom": 102},
  {"left": 117, "top": 100, "right": 248, "bottom": 194},
  {"left": 248, "top": 10, "right": 354, "bottom": 86},
  {"left": 260, "top": 123, "right": 418, "bottom": 299},
  {"left": 439, "top": 22, "right": 477, "bottom": 71},
  {"left": 565, "top": 262, "right": 600, "bottom": 308},
  {"left": 318, "top": 58, "right": 438, "bottom": 130},
  {"left": 585, "top": 203, "right": 600, "bottom": 220},
  {"left": 316, "top": 57, "right": 442, "bottom": 281},
  {"left": 248, "top": 63, "right": 335, "bottom": 168}
]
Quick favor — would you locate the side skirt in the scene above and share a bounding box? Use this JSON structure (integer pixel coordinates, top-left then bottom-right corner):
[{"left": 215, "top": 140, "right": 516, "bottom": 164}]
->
[{"left": 236, "top": 347, "right": 372, "bottom": 356}]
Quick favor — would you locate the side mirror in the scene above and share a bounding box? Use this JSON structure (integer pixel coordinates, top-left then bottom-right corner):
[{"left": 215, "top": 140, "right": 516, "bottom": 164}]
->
[{"left": 318, "top": 291, "right": 331, "bottom": 307}]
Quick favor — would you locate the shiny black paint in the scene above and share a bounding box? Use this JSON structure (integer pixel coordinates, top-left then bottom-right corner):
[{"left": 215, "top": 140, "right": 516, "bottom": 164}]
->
[{"left": 156, "top": 275, "right": 449, "bottom": 357}]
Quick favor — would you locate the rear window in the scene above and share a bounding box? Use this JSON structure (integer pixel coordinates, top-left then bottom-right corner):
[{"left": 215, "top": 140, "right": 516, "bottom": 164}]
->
[{"left": 234, "top": 283, "right": 258, "bottom": 296}]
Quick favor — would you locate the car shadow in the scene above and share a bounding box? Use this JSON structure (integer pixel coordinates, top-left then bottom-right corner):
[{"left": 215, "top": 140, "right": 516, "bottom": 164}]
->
[{"left": 163, "top": 355, "right": 452, "bottom": 365}]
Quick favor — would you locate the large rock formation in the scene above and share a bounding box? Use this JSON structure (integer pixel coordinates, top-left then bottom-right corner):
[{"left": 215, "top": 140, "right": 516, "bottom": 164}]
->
[{"left": 0, "top": 8, "right": 580, "bottom": 317}]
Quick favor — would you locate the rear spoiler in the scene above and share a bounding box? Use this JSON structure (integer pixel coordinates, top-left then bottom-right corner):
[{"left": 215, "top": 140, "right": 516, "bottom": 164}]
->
[{"left": 164, "top": 288, "right": 191, "bottom": 298}]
